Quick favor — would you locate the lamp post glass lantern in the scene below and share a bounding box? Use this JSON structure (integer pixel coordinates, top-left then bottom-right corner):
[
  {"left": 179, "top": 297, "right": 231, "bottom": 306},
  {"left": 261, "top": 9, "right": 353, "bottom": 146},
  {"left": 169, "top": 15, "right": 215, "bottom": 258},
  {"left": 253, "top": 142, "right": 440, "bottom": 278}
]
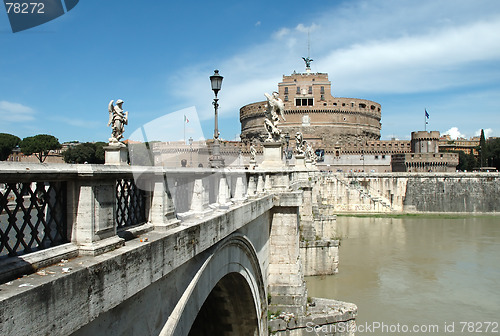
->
[
  {"left": 284, "top": 132, "right": 290, "bottom": 164},
  {"left": 209, "top": 70, "right": 225, "bottom": 168}
]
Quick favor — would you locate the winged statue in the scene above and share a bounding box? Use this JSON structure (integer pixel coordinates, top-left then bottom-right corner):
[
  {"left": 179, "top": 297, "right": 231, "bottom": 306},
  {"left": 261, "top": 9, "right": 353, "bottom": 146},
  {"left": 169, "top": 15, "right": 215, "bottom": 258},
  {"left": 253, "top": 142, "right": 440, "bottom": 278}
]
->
[
  {"left": 108, "top": 99, "right": 128, "bottom": 144},
  {"left": 263, "top": 92, "right": 286, "bottom": 142}
]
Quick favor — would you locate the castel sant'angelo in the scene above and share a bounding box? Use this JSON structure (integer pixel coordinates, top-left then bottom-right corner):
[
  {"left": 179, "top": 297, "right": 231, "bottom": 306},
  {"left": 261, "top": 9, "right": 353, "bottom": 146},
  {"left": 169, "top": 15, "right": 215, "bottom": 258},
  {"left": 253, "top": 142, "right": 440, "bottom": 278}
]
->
[
  {"left": 237, "top": 59, "right": 458, "bottom": 172},
  {"left": 240, "top": 65, "right": 382, "bottom": 147}
]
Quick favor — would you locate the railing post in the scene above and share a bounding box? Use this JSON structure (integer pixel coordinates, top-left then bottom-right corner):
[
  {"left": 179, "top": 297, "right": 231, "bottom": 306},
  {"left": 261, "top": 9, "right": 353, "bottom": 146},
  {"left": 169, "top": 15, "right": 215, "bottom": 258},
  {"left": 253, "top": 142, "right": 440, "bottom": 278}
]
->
[
  {"left": 232, "top": 173, "right": 247, "bottom": 203},
  {"left": 247, "top": 173, "right": 257, "bottom": 198},
  {"left": 149, "top": 173, "right": 180, "bottom": 231},
  {"left": 257, "top": 174, "right": 265, "bottom": 194},
  {"left": 217, "top": 174, "right": 231, "bottom": 208},
  {"left": 70, "top": 169, "right": 124, "bottom": 256}
]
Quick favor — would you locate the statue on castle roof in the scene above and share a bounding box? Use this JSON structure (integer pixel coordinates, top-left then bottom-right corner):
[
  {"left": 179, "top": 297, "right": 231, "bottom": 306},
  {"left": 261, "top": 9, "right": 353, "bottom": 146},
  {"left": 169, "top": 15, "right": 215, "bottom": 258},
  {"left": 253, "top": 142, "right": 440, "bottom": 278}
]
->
[
  {"left": 263, "top": 92, "right": 286, "bottom": 142},
  {"left": 302, "top": 57, "right": 313, "bottom": 69},
  {"left": 108, "top": 99, "right": 128, "bottom": 146}
]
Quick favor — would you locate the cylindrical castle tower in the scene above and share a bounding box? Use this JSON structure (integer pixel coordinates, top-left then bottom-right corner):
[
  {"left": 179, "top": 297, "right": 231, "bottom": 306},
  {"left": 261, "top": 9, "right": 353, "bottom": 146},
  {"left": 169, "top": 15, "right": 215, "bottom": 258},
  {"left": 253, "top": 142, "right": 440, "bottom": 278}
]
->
[
  {"left": 240, "top": 72, "right": 382, "bottom": 147},
  {"left": 411, "top": 131, "right": 440, "bottom": 153}
]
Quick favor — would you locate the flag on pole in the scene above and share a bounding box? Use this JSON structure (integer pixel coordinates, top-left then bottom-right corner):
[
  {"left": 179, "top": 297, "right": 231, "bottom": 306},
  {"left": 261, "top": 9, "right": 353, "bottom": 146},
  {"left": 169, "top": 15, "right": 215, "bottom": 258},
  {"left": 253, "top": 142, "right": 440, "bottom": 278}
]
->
[
  {"left": 184, "top": 115, "right": 189, "bottom": 123},
  {"left": 425, "top": 109, "right": 429, "bottom": 125}
]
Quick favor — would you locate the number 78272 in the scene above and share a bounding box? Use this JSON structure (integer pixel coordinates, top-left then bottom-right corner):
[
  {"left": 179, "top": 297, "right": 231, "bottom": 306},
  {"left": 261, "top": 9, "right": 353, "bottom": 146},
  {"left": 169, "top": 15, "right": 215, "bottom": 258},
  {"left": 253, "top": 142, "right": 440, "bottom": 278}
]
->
[{"left": 5, "top": 2, "right": 45, "bottom": 14}]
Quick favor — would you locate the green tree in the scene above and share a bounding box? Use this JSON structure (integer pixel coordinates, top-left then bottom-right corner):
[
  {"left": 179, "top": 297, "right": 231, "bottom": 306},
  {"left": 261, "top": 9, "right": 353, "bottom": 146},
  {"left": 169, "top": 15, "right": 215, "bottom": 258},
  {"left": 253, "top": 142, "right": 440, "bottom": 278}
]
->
[
  {"left": 486, "top": 138, "right": 500, "bottom": 170},
  {"left": 20, "top": 134, "right": 62, "bottom": 163},
  {"left": 479, "top": 129, "right": 486, "bottom": 167},
  {"left": 0, "top": 133, "right": 21, "bottom": 161},
  {"left": 63, "top": 142, "right": 106, "bottom": 164}
]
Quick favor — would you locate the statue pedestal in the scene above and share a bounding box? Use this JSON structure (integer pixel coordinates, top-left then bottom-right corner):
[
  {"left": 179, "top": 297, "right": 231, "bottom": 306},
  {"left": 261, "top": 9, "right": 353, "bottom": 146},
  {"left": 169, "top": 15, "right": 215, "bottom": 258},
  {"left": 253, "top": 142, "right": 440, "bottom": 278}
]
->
[
  {"left": 260, "top": 142, "right": 283, "bottom": 169},
  {"left": 305, "top": 158, "right": 313, "bottom": 169},
  {"left": 105, "top": 145, "right": 128, "bottom": 165},
  {"left": 249, "top": 159, "right": 257, "bottom": 170},
  {"left": 295, "top": 154, "right": 306, "bottom": 169}
]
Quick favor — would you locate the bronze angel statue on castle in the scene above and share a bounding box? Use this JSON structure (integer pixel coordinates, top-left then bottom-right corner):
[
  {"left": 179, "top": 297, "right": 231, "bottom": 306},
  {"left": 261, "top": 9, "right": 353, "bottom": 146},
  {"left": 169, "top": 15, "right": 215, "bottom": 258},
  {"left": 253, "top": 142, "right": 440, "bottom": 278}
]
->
[{"left": 108, "top": 99, "right": 128, "bottom": 145}]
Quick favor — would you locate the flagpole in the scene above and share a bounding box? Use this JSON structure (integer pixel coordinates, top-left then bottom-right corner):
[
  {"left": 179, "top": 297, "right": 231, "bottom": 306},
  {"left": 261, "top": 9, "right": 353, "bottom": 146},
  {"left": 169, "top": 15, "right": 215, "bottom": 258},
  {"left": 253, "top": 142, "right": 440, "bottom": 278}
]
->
[
  {"left": 184, "top": 115, "right": 186, "bottom": 144},
  {"left": 424, "top": 109, "right": 426, "bottom": 132}
]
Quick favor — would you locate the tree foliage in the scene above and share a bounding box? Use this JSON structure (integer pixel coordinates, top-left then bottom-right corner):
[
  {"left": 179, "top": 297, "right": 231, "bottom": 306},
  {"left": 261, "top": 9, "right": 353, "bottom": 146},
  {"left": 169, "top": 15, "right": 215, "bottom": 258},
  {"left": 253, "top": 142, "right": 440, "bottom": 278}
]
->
[
  {"left": 0, "top": 133, "right": 21, "bottom": 161},
  {"left": 485, "top": 138, "right": 500, "bottom": 170},
  {"left": 20, "top": 134, "right": 61, "bottom": 163},
  {"left": 63, "top": 142, "right": 106, "bottom": 164},
  {"left": 479, "top": 129, "right": 486, "bottom": 167}
]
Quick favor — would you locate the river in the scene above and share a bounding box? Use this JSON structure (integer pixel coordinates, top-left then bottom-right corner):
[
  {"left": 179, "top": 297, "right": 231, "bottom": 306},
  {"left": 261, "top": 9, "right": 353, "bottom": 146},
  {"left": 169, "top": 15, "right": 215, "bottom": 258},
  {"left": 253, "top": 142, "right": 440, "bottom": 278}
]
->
[{"left": 305, "top": 215, "right": 500, "bottom": 335}]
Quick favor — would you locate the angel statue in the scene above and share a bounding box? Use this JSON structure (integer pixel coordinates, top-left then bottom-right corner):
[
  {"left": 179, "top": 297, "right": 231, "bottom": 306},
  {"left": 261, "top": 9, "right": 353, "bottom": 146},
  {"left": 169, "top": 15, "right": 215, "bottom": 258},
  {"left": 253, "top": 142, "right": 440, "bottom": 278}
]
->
[
  {"left": 305, "top": 142, "right": 317, "bottom": 163},
  {"left": 250, "top": 143, "right": 257, "bottom": 161},
  {"left": 263, "top": 92, "right": 286, "bottom": 142},
  {"left": 108, "top": 99, "right": 129, "bottom": 145},
  {"left": 295, "top": 132, "right": 306, "bottom": 155},
  {"left": 302, "top": 57, "right": 313, "bottom": 69}
]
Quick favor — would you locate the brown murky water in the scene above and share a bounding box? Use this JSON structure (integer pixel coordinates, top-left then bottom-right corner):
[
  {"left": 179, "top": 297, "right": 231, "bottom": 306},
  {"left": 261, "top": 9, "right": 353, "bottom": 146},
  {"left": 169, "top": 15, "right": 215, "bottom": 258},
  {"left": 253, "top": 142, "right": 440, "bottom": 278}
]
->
[{"left": 306, "top": 216, "right": 500, "bottom": 335}]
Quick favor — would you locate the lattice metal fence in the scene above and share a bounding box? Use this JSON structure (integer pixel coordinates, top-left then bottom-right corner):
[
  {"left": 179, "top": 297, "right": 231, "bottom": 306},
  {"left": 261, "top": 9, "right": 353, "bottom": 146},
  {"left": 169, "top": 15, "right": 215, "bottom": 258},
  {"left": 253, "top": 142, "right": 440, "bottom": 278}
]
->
[
  {"left": 116, "top": 179, "right": 147, "bottom": 228},
  {"left": 0, "top": 181, "right": 67, "bottom": 258}
]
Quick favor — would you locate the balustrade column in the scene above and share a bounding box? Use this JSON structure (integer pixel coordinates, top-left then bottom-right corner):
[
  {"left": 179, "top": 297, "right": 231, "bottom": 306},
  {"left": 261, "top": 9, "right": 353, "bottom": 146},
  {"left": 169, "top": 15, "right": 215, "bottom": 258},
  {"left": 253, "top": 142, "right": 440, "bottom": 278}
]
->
[
  {"left": 232, "top": 174, "right": 247, "bottom": 203},
  {"left": 69, "top": 176, "right": 124, "bottom": 256},
  {"left": 247, "top": 174, "right": 257, "bottom": 197},
  {"left": 256, "top": 174, "right": 265, "bottom": 194},
  {"left": 149, "top": 174, "right": 180, "bottom": 231}
]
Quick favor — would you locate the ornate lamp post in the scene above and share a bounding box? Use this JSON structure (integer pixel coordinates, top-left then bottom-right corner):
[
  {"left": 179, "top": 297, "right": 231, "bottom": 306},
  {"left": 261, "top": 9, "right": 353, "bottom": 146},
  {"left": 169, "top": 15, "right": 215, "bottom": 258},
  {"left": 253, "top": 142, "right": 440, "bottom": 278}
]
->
[
  {"left": 188, "top": 136, "right": 193, "bottom": 167},
  {"left": 209, "top": 70, "right": 224, "bottom": 168},
  {"left": 284, "top": 132, "right": 290, "bottom": 165}
]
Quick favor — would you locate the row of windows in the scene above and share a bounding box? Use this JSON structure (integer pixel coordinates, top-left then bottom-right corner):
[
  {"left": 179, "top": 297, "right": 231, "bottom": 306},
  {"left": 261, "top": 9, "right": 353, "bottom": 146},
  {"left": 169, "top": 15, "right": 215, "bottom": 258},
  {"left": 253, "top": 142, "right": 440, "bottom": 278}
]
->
[{"left": 284, "top": 86, "right": 325, "bottom": 94}]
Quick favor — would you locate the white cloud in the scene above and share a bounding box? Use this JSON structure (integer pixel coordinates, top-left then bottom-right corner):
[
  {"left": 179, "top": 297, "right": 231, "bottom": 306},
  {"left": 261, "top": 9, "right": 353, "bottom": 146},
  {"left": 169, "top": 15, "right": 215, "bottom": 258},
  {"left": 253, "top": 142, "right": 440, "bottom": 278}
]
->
[
  {"left": 295, "top": 23, "right": 319, "bottom": 33},
  {"left": 0, "top": 101, "right": 36, "bottom": 122},
  {"left": 255, "top": 21, "right": 261, "bottom": 27},
  {"left": 444, "top": 127, "right": 466, "bottom": 139},
  {"left": 167, "top": 0, "right": 500, "bottom": 140},
  {"left": 272, "top": 27, "right": 290, "bottom": 39},
  {"left": 475, "top": 128, "right": 493, "bottom": 138}
]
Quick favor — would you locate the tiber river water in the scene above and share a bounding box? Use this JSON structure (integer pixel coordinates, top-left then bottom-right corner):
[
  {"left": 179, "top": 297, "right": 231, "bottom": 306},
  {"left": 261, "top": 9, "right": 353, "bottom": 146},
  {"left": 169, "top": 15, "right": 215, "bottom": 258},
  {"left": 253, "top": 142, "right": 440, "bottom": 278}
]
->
[{"left": 306, "top": 215, "right": 500, "bottom": 335}]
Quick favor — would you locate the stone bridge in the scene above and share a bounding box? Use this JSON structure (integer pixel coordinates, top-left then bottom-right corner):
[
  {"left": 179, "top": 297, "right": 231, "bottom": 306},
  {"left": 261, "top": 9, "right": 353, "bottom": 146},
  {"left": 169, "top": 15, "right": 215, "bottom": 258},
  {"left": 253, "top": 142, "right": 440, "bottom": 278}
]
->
[{"left": 0, "top": 163, "right": 355, "bottom": 336}]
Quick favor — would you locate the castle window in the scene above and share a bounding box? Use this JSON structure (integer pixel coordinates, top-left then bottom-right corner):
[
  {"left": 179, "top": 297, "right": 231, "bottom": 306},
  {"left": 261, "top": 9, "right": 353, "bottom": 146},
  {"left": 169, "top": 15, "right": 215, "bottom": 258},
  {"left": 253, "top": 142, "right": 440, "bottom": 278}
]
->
[
  {"left": 295, "top": 98, "right": 313, "bottom": 106},
  {"left": 382, "top": 155, "right": 386, "bottom": 159},
  {"left": 320, "top": 94, "right": 325, "bottom": 101},
  {"left": 333, "top": 102, "right": 337, "bottom": 106},
  {"left": 284, "top": 87, "right": 289, "bottom": 94},
  {"left": 342, "top": 103, "right": 346, "bottom": 106},
  {"left": 375, "top": 155, "right": 379, "bottom": 159},
  {"left": 308, "top": 86, "right": 312, "bottom": 94},
  {"left": 320, "top": 86, "right": 325, "bottom": 94},
  {"left": 359, "top": 103, "right": 366, "bottom": 108},
  {"left": 296, "top": 86, "right": 300, "bottom": 94},
  {"left": 284, "top": 95, "right": 288, "bottom": 102}
]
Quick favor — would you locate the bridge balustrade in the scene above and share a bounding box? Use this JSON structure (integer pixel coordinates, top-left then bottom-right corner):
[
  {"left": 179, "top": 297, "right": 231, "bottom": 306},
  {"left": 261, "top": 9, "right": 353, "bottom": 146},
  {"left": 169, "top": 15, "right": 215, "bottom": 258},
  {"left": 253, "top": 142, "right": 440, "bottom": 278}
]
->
[{"left": 0, "top": 163, "right": 299, "bottom": 282}]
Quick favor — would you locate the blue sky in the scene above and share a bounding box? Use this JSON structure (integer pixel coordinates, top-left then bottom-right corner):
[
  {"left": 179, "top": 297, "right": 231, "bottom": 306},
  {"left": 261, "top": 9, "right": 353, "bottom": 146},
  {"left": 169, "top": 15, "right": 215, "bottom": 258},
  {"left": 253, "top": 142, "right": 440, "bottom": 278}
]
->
[{"left": 1, "top": 0, "right": 500, "bottom": 143}]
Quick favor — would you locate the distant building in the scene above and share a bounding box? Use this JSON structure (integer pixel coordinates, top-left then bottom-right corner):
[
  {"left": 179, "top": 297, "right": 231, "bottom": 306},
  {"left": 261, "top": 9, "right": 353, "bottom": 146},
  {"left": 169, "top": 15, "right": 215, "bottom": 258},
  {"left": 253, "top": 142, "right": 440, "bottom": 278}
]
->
[
  {"left": 438, "top": 134, "right": 479, "bottom": 156},
  {"left": 392, "top": 131, "right": 459, "bottom": 172}
]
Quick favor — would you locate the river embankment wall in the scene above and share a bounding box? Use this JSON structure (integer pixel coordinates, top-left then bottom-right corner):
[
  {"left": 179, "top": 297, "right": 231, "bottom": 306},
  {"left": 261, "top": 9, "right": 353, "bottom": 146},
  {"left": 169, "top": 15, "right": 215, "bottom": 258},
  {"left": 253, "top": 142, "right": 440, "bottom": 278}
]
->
[{"left": 313, "top": 172, "right": 500, "bottom": 213}]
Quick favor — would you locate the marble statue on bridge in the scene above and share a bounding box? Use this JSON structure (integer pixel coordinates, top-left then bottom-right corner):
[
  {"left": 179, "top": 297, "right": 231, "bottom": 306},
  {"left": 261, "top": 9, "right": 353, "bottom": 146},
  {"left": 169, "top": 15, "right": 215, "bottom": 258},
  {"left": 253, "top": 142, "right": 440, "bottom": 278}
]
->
[
  {"left": 263, "top": 92, "right": 286, "bottom": 142},
  {"left": 108, "top": 99, "right": 129, "bottom": 146}
]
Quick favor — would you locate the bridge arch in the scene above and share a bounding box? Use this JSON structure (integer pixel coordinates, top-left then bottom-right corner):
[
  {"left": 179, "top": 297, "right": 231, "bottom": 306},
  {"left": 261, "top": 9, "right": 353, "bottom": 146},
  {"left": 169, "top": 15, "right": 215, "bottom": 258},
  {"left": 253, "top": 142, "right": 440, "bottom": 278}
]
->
[{"left": 161, "top": 233, "right": 267, "bottom": 336}]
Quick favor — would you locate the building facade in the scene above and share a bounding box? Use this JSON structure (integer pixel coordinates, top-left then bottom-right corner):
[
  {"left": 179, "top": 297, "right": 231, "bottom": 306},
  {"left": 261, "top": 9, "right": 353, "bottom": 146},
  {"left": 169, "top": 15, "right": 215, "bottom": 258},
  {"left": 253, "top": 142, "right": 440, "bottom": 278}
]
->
[{"left": 240, "top": 71, "right": 381, "bottom": 147}]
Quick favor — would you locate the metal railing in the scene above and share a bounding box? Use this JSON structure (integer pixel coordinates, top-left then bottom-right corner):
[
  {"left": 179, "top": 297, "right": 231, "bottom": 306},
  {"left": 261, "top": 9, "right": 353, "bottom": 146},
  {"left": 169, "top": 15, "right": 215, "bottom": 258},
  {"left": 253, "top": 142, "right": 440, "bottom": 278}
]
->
[{"left": 0, "top": 181, "right": 67, "bottom": 257}]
